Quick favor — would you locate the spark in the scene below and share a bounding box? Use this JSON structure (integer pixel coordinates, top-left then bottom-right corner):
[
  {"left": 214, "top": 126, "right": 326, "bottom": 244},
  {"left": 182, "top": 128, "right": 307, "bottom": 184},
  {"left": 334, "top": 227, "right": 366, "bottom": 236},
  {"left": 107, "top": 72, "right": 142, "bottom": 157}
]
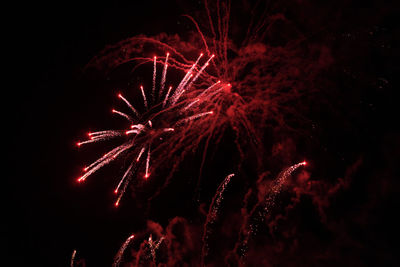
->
[
  {"left": 162, "top": 86, "right": 173, "bottom": 108},
  {"left": 70, "top": 249, "right": 76, "bottom": 267},
  {"left": 148, "top": 234, "right": 165, "bottom": 263},
  {"left": 177, "top": 111, "right": 214, "bottom": 125},
  {"left": 152, "top": 56, "right": 157, "bottom": 102},
  {"left": 145, "top": 146, "right": 151, "bottom": 179},
  {"left": 112, "top": 109, "right": 133, "bottom": 122},
  {"left": 236, "top": 161, "right": 307, "bottom": 258},
  {"left": 196, "top": 80, "right": 221, "bottom": 100},
  {"left": 118, "top": 93, "right": 140, "bottom": 118},
  {"left": 160, "top": 53, "right": 169, "bottom": 97},
  {"left": 264, "top": 161, "right": 307, "bottom": 213},
  {"left": 112, "top": 234, "right": 135, "bottom": 267},
  {"left": 140, "top": 85, "right": 148, "bottom": 110},
  {"left": 136, "top": 146, "right": 145, "bottom": 162},
  {"left": 163, "top": 128, "right": 175, "bottom": 132},
  {"left": 183, "top": 98, "right": 200, "bottom": 111},
  {"left": 201, "top": 173, "right": 234, "bottom": 264},
  {"left": 77, "top": 143, "right": 133, "bottom": 183},
  {"left": 170, "top": 53, "right": 210, "bottom": 105},
  {"left": 114, "top": 160, "right": 135, "bottom": 194},
  {"left": 186, "top": 54, "right": 215, "bottom": 90}
]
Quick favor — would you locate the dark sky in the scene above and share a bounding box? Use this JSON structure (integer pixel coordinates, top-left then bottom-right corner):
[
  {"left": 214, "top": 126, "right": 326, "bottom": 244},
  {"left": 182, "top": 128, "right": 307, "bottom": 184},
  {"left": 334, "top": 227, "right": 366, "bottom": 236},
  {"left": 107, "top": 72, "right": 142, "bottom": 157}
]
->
[{"left": 7, "top": 0, "right": 400, "bottom": 266}]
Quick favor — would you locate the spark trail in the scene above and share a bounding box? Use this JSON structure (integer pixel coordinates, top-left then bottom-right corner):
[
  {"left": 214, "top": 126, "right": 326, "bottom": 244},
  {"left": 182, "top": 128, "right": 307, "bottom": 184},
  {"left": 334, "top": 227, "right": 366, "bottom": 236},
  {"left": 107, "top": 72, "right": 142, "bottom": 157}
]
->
[
  {"left": 70, "top": 249, "right": 76, "bottom": 267},
  {"left": 113, "top": 234, "right": 135, "bottom": 267},
  {"left": 264, "top": 161, "right": 307, "bottom": 214},
  {"left": 201, "top": 173, "right": 235, "bottom": 265},
  {"left": 148, "top": 234, "right": 165, "bottom": 263},
  {"left": 236, "top": 161, "right": 307, "bottom": 258}
]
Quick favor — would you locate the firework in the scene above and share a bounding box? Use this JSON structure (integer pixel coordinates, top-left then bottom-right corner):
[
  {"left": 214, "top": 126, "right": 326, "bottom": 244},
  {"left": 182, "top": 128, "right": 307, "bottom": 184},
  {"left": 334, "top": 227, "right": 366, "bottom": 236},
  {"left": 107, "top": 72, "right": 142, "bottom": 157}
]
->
[
  {"left": 113, "top": 234, "right": 135, "bottom": 267},
  {"left": 76, "top": 53, "right": 234, "bottom": 205},
  {"left": 201, "top": 173, "right": 234, "bottom": 265}
]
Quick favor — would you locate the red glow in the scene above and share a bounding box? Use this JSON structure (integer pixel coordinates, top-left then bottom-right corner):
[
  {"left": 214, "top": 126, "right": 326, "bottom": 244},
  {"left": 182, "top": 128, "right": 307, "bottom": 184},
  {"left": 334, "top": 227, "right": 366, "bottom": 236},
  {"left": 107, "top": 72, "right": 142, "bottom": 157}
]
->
[{"left": 76, "top": 142, "right": 81, "bottom": 147}]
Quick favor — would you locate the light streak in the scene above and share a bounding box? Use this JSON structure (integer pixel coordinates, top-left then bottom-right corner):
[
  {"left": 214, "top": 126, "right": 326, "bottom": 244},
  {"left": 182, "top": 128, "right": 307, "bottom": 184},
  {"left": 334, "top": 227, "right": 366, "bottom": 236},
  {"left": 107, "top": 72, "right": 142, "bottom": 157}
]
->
[
  {"left": 112, "top": 234, "right": 135, "bottom": 267},
  {"left": 201, "top": 173, "right": 235, "bottom": 265},
  {"left": 118, "top": 93, "right": 140, "bottom": 118}
]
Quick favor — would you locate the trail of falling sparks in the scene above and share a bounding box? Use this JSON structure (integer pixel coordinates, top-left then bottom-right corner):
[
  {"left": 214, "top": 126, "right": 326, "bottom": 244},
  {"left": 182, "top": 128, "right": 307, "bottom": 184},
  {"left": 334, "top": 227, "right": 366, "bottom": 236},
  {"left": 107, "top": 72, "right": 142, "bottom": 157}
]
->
[
  {"left": 70, "top": 249, "right": 76, "bottom": 267},
  {"left": 264, "top": 161, "right": 307, "bottom": 213},
  {"left": 118, "top": 93, "right": 139, "bottom": 118},
  {"left": 140, "top": 85, "right": 148, "bottom": 110},
  {"left": 239, "top": 161, "right": 307, "bottom": 258},
  {"left": 201, "top": 173, "right": 234, "bottom": 265},
  {"left": 177, "top": 111, "right": 214, "bottom": 126},
  {"left": 160, "top": 53, "right": 169, "bottom": 97},
  {"left": 145, "top": 146, "right": 151, "bottom": 179},
  {"left": 170, "top": 53, "right": 204, "bottom": 105},
  {"left": 113, "top": 234, "right": 135, "bottom": 267},
  {"left": 76, "top": 53, "right": 225, "bottom": 206},
  {"left": 112, "top": 109, "right": 133, "bottom": 122},
  {"left": 162, "top": 86, "right": 173, "bottom": 108},
  {"left": 152, "top": 56, "right": 157, "bottom": 102},
  {"left": 78, "top": 143, "right": 134, "bottom": 183},
  {"left": 148, "top": 234, "right": 165, "bottom": 263}
]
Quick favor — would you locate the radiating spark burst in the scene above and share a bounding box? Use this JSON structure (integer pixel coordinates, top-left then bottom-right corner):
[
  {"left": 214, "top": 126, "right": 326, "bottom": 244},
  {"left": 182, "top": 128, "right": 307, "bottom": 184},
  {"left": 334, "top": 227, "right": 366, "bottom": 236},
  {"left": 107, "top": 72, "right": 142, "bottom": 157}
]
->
[
  {"left": 201, "top": 173, "right": 234, "bottom": 265},
  {"left": 148, "top": 234, "right": 165, "bottom": 263},
  {"left": 113, "top": 234, "right": 135, "bottom": 267},
  {"left": 86, "top": 0, "right": 325, "bottom": 174},
  {"left": 70, "top": 249, "right": 76, "bottom": 267},
  {"left": 76, "top": 53, "right": 232, "bottom": 206}
]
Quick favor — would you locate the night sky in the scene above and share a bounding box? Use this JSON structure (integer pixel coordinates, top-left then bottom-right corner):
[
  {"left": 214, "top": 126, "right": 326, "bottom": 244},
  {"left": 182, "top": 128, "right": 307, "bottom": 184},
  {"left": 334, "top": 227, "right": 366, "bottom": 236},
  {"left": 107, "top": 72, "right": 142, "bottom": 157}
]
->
[{"left": 8, "top": 0, "right": 399, "bottom": 266}]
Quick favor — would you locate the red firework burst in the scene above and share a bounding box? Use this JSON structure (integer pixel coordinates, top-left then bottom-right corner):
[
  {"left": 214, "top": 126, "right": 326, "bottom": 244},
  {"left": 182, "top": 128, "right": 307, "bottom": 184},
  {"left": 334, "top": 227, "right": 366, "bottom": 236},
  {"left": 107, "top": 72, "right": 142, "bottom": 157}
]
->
[{"left": 77, "top": 53, "right": 235, "bottom": 206}]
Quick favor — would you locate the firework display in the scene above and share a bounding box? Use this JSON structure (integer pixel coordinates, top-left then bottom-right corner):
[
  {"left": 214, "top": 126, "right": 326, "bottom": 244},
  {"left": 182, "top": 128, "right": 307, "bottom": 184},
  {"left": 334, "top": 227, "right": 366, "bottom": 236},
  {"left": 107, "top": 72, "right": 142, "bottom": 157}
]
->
[
  {"left": 76, "top": 52, "right": 230, "bottom": 206},
  {"left": 73, "top": 0, "right": 313, "bottom": 264},
  {"left": 48, "top": 0, "right": 391, "bottom": 265}
]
